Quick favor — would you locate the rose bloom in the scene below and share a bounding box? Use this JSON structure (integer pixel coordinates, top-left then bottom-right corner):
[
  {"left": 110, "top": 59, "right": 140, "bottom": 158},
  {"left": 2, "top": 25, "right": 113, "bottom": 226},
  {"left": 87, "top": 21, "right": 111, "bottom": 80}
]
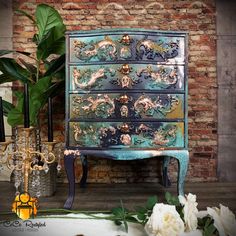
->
[
  {"left": 145, "top": 203, "right": 184, "bottom": 236},
  {"left": 179, "top": 193, "right": 199, "bottom": 232},
  {"left": 206, "top": 204, "right": 236, "bottom": 236}
]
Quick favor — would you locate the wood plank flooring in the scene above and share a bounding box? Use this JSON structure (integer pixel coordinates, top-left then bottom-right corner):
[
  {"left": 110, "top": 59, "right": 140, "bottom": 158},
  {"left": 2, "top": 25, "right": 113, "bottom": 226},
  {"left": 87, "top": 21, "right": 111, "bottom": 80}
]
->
[{"left": 0, "top": 181, "right": 236, "bottom": 219}]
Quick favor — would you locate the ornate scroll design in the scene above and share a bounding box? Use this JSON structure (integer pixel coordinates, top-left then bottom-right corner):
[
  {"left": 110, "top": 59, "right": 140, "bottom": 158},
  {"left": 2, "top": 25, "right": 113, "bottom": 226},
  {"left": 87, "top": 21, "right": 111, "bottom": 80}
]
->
[
  {"left": 73, "top": 36, "right": 117, "bottom": 61},
  {"left": 134, "top": 94, "right": 179, "bottom": 117},
  {"left": 73, "top": 124, "right": 99, "bottom": 146},
  {"left": 136, "top": 37, "right": 179, "bottom": 60},
  {"left": 72, "top": 122, "right": 178, "bottom": 148},
  {"left": 99, "top": 126, "right": 116, "bottom": 138},
  {"left": 72, "top": 94, "right": 115, "bottom": 118},
  {"left": 137, "top": 65, "right": 178, "bottom": 89},
  {"left": 72, "top": 67, "right": 115, "bottom": 90},
  {"left": 152, "top": 125, "right": 177, "bottom": 146},
  {"left": 135, "top": 124, "right": 177, "bottom": 147}
]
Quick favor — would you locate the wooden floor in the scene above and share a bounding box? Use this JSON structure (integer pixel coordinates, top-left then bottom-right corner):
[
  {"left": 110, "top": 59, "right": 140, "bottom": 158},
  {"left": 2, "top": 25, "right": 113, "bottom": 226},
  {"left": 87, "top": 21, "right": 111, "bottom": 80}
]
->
[{"left": 0, "top": 181, "right": 236, "bottom": 218}]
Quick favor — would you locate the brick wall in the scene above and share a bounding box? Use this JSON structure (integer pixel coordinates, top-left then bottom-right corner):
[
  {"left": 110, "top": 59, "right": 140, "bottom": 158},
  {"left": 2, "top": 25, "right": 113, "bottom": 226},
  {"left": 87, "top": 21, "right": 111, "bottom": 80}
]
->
[{"left": 12, "top": 0, "right": 217, "bottom": 183}]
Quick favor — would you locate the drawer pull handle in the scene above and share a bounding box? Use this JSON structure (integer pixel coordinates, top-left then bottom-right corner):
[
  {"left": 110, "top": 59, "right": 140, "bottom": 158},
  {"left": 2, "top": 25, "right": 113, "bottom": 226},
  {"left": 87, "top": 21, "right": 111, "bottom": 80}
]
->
[
  {"left": 117, "top": 123, "right": 133, "bottom": 133},
  {"left": 119, "top": 64, "right": 132, "bottom": 75},
  {"left": 116, "top": 94, "right": 132, "bottom": 104},
  {"left": 120, "top": 34, "right": 132, "bottom": 45}
]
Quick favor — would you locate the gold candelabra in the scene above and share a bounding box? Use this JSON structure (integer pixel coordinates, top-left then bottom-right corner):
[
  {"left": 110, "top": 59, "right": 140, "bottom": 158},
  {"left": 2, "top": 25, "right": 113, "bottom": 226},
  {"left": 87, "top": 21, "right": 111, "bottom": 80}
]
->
[{"left": 0, "top": 126, "right": 59, "bottom": 196}]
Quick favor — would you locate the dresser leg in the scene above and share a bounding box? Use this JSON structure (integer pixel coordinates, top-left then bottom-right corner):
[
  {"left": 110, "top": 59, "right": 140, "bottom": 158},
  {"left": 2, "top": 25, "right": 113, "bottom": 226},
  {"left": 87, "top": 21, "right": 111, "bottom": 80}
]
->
[
  {"left": 64, "top": 154, "right": 76, "bottom": 209},
  {"left": 171, "top": 151, "right": 189, "bottom": 196},
  {"left": 162, "top": 156, "right": 171, "bottom": 187},
  {"left": 80, "top": 155, "right": 88, "bottom": 188}
]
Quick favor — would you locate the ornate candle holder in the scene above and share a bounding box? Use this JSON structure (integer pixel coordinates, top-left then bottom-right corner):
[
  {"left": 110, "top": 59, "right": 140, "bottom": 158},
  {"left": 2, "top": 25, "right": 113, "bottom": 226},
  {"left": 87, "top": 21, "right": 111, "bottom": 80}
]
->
[{"left": 0, "top": 126, "right": 61, "bottom": 198}]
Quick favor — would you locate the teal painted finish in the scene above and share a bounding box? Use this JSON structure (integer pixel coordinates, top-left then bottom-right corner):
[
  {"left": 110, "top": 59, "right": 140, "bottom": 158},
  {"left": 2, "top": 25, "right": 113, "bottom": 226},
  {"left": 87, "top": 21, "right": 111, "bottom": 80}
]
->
[
  {"left": 70, "top": 93, "right": 184, "bottom": 120},
  {"left": 69, "top": 64, "right": 185, "bottom": 91},
  {"left": 69, "top": 121, "right": 184, "bottom": 148},
  {"left": 65, "top": 29, "right": 189, "bottom": 207},
  {"left": 69, "top": 34, "right": 185, "bottom": 63}
]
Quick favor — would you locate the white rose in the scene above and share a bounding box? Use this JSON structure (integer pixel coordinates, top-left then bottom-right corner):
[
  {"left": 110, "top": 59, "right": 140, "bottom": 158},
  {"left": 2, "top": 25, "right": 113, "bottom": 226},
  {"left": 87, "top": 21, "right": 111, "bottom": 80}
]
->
[
  {"left": 179, "top": 193, "right": 199, "bottom": 232},
  {"left": 145, "top": 203, "right": 184, "bottom": 236},
  {"left": 207, "top": 204, "right": 236, "bottom": 236}
]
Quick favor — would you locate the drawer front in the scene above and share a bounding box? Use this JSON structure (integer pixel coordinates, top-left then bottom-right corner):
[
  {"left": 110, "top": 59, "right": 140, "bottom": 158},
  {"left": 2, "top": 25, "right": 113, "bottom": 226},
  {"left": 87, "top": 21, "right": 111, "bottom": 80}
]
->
[
  {"left": 69, "top": 34, "right": 185, "bottom": 63},
  {"left": 70, "top": 93, "right": 184, "bottom": 120},
  {"left": 69, "top": 64, "right": 185, "bottom": 91},
  {"left": 68, "top": 121, "right": 184, "bottom": 149}
]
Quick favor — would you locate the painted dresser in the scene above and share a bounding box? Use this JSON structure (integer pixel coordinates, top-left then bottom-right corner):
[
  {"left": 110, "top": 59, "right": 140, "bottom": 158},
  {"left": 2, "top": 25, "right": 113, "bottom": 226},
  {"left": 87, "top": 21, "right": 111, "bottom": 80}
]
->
[{"left": 64, "top": 29, "right": 189, "bottom": 209}]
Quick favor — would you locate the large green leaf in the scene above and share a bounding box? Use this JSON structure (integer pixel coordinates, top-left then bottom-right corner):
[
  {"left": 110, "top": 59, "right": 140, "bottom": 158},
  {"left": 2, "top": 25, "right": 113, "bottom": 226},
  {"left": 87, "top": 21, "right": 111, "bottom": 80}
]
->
[
  {"left": 2, "top": 100, "right": 14, "bottom": 116},
  {"left": 7, "top": 107, "right": 24, "bottom": 126},
  {"left": 7, "top": 92, "right": 24, "bottom": 126},
  {"left": 18, "top": 58, "right": 37, "bottom": 75},
  {"left": 0, "top": 73, "right": 16, "bottom": 84},
  {"left": 44, "top": 54, "right": 65, "bottom": 77},
  {"left": 29, "top": 76, "right": 52, "bottom": 125},
  {"left": 37, "top": 26, "right": 65, "bottom": 60},
  {"left": 0, "top": 58, "right": 30, "bottom": 84},
  {"left": 7, "top": 77, "right": 52, "bottom": 127},
  {"left": 36, "top": 4, "right": 65, "bottom": 41},
  {"left": 0, "top": 50, "right": 30, "bottom": 57},
  {"left": 43, "top": 80, "right": 64, "bottom": 98},
  {"left": 15, "top": 9, "right": 36, "bottom": 24}
]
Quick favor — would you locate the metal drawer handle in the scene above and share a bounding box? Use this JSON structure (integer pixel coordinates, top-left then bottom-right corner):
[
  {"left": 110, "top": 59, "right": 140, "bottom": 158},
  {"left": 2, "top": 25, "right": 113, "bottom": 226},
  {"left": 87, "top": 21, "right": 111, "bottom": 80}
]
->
[
  {"left": 119, "top": 64, "right": 132, "bottom": 75},
  {"left": 116, "top": 94, "right": 132, "bottom": 104},
  {"left": 117, "top": 123, "right": 133, "bottom": 133},
  {"left": 120, "top": 34, "right": 132, "bottom": 45}
]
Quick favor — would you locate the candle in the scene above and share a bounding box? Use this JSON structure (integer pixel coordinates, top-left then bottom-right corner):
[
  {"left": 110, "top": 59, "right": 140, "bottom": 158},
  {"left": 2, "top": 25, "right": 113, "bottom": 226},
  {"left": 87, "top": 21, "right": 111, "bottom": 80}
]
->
[
  {"left": 24, "top": 83, "right": 30, "bottom": 128},
  {"left": 48, "top": 97, "right": 53, "bottom": 142},
  {"left": 0, "top": 97, "right": 6, "bottom": 142}
]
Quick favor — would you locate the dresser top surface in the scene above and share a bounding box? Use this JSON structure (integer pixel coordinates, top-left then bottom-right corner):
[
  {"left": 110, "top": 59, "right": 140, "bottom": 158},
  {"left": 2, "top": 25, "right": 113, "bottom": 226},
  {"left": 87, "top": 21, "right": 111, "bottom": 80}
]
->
[{"left": 66, "top": 28, "right": 188, "bottom": 36}]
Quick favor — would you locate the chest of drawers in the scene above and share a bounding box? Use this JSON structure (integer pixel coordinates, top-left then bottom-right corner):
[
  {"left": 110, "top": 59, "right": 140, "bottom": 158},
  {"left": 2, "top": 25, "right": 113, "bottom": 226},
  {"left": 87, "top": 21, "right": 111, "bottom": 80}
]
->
[{"left": 64, "top": 29, "right": 189, "bottom": 209}]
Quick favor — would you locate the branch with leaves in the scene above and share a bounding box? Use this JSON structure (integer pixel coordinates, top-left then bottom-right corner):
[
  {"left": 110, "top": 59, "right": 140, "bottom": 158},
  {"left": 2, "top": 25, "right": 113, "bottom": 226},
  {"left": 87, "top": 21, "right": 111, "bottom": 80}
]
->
[{"left": 0, "top": 4, "right": 66, "bottom": 127}]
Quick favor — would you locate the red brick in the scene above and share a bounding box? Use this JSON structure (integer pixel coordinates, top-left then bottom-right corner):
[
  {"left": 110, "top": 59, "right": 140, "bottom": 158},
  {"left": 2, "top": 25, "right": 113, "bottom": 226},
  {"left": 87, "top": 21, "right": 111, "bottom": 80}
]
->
[{"left": 11, "top": 0, "right": 217, "bottom": 183}]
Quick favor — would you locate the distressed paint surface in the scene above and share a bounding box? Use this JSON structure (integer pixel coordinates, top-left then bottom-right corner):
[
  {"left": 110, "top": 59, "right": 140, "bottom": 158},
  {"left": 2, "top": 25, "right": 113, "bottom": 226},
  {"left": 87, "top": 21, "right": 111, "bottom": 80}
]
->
[
  {"left": 69, "top": 121, "right": 184, "bottom": 148},
  {"left": 70, "top": 93, "right": 184, "bottom": 120},
  {"left": 69, "top": 33, "right": 185, "bottom": 63},
  {"left": 65, "top": 29, "right": 189, "bottom": 208},
  {"left": 70, "top": 64, "right": 185, "bottom": 91}
]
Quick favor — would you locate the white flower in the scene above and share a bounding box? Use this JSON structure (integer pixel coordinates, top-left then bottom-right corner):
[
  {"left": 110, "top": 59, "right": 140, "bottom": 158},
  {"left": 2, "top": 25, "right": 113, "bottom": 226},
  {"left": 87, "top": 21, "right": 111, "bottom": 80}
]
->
[
  {"left": 206, "top": 204, "right": 236, "bottom": 236},
  {"left": 179, "top": 193, "right": 199, "bottom": 232},
  {"left": 145, "top": 203, "right": 184, "bottom": 236}
]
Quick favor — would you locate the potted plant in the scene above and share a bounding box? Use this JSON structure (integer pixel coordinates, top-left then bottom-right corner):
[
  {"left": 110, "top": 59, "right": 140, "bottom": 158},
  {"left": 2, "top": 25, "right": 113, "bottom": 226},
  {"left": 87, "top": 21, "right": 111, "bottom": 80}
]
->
[
  {"left": 0, "top": 3, "right": 65, "bottom": 127},
  {"left": 0, "top": 4, "right": 66, "bottom": 196}
]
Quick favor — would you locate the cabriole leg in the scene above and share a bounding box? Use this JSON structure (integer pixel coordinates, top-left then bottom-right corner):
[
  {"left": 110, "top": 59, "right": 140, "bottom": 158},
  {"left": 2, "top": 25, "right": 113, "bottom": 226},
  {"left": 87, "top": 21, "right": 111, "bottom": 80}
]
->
[
  {"left": 80, "top": 155, "right": 88, "bottom": 188},
  {"left": 64, "top": 153, "right": 76, "bottom": 209},
  {"left": 162, "top": 156, "right": 171, "bottom": 187},
  {"left": 171, "top": 151, "right": 189, "bottom": 196}
]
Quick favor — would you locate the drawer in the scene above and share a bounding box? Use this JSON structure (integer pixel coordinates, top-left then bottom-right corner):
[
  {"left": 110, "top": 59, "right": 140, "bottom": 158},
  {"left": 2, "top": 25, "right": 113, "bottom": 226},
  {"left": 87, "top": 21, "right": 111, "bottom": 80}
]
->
[
  {"left": 69, "top": 33, "right": 185, "bottom": 63},
  {"left": 69, "top": 64, "right": 185, "bottom": 91},
  {"left": 70, "top": 93, "right": 184, "bottom": 120},
  {"left": 68, "top": 121, "right": 185, "bottom": 149}
]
